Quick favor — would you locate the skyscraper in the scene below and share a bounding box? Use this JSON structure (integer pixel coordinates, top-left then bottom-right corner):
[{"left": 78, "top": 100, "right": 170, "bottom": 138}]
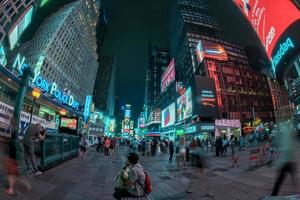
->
[
  {"left": 93, "top": 55, "right": 117, "bottom": 114},
  {"left": 9, "top": 0, "right": 101, "bottom": 105},
  {"left": 169, "top": 0, "right": 220, "bottom": 83},
  {"left": 144, "top": 41, "right": 171, "bottom": 111}
]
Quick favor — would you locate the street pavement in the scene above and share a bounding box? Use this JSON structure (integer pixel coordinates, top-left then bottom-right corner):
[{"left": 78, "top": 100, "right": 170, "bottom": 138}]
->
[{"left": 0, "top": 142, "right": 299, "bottom": 200}]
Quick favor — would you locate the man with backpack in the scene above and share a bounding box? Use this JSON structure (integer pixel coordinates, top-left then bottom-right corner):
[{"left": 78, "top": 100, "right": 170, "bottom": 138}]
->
[{"left": 113, "top": 152, "right": 152, "bottom": 199}]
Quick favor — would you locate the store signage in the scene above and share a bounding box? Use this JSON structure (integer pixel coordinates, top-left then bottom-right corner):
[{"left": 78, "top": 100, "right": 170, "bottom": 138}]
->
[
  {"left": 185, "top": 125, "right": 196, "bottom": 134},
  {"left": 176, "top": 129, "right": 185, "bottom": 136},
  {"left": 271, "top": 37, "right": 294, "bottom": 73},
  {"left": 83, "top": 95, "right": 92, "bottom": 121},
  {"left": 200, "top": 125, "right": 215, "bottom": 131},
  {"left": 11, "top": 53, "right": 79, "bottom": 109},
  {"left": 215, "top": 119, "right": 240, "bottom": 128}
]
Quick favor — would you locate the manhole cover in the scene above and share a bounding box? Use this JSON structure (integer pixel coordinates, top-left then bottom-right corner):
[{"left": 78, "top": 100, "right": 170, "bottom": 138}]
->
[{"left": 159, "top": 176, "right": 172, "bottom": 180}]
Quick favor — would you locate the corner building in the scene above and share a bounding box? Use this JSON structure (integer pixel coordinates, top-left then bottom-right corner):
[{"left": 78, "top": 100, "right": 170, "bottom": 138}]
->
[{"left": 12, "top": 0, "right": 101, "bottom": 105}]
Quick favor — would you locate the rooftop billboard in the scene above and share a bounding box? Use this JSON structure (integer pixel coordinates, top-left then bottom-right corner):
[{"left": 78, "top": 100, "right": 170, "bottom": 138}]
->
[{"left": 196, "top": 40, "right": 228, "bottom": 63}]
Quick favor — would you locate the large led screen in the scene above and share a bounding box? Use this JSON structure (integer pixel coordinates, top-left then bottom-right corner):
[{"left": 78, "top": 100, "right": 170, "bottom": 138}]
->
[
  {"left": 9, "top": 6, "right": 34, "bottom": 49},
  {"left": 233, "top": 0, "right": 300, "bottom": 59},
  {"left": 196, "top": 40, "right": 228, "bottom": 63},
  {"left": 194, "top": 76, "right": 219, "bottom": 118},
  {"left": 161, "top": 58, "right": 175, "bottom": 93},
  {"left": 177, "top": 87, "right": 193, "bottom": 121},
  {"left": 161, "top": 103, "right": 176, "bottom": 128}
]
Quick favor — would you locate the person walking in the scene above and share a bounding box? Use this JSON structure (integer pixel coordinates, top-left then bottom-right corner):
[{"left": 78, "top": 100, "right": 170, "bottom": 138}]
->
[
  {"left": 215, "top": 136, "right": 222, "bottom": 156},
  {"left": 131, "top": 139, "right": 138, "bottom": 153},
  {"left": 176, "top": 137, "right": 186, "bottom": 170},
  {"left": 23, "top": 123, "right": 44, "bottom": 175},
  {"left": 141, "top": 138, "right": 146, "bottom": 156},
  {"left": 104, "top": 137, "right": 111, "bottom": 158},
  {"left": 271, "top": 120, "right": 297, "bottom": 196},
  {"left": 169, "top": 140, "right": 174, "bottom": 162},
  {"left": 96, "top": 136, "right": 102, "bottom": 153},
  {"left": 4, "top": 118, "right": 31, "bottom": 195},
  {"left": 79, "top": 135, "right": 88, "bottom": 160}
]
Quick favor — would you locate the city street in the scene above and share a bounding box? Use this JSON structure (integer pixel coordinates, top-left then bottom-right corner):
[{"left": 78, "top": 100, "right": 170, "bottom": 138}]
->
[{"left": 0, "top": 143, "right": 299, "bottom": 200}]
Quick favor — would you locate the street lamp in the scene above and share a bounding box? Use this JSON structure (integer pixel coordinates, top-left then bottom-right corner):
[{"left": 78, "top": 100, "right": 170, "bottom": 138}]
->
[{"left": 30, "top": 88, "right": 41, "bottom": 123}]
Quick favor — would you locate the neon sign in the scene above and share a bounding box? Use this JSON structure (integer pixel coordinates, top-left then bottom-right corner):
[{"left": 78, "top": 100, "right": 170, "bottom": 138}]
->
[
  {"left": 271, "top": 38, "right": 294, "bottom": 73},
  {"left": 84, "top": 95, "right": 92, "bottom": 121},
  {"left": 11, "top": 53, "right": 79, "bottom": 109}
]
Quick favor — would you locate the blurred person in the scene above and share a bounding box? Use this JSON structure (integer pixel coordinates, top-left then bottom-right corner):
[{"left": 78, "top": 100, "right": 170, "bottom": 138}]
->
[
  {"left": 157, "top": 140, "right": 161, "bottom": 156},
  {"left": 79, "top": 135, "right": 88, "bottom": 160},
  {"left": 4, "top": 118, "right": 31, "bottom": 195},
  {"left": 141, "top": 138, "right": 146, "bottom": 156},
  {"left": 215, "top": 136, "right": 222, "bottom": 156},
  {"left": 23, "top": 123, "right": 44, "bottom": 175},
  {"left": 131, "top": 138, "right": 138, "bottom": 153},
  {"left": 169, "top": 140, "right": 174, "bottom": 162},
  {"left": 271, "top": 120, "right": 298, "bottom": 196},
  {"left": 138, "top": 140, "right": 142, "bottom": 153},
  {"left": 113, "top": 153, "right": 148, "bottom": 199},
  {"left": 176, "top": 137, "right": 186, "bottom": 170},
  {"left": 96, "top": 136, "right": 102, "bottom": 153},
  {"left": 104, "top": 137, "right": 111, "bottom": 158},
  {"left": 110, "top": 138, "right": 116, "bottom": 157},
  {"left": 230, "top": 135, "right": 235, "bottom": 155}
]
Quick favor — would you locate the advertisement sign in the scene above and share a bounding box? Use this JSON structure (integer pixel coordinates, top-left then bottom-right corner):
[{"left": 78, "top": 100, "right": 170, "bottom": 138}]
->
[
  {"left": 60, "top": 118, "right": 78, "bottom": 130},
  {"left": 177, "top": 87, "right": 193, "bottom": 121},
  {"left": 0, "top": 101, "right": 55, "bottom": 137},
  {"left": 194, "top": 76, "right": 219, "bottom": 118},
  {"left": 161, "top": 58, "right": 175, "bottom": 93},
  {"left": 84, "top": 95, "right": 92, "bottom": 121},
  {"left": 196, "top": 40, "right": 228, "bottom": 63},
  {"left": 215, "top": 119, "right": 241, "bottom": 128},
  {"left": 233, "top": 0, "right": 300, "bottom": 59},
  {"left": 138, "top": 113, "right": 145, "bottom": 128},
  {"left": 147, "top": 108, "right": 161, "bottom": 124},
  {"left": 161, "top": 103, "right": 176, "bottom": 128}
]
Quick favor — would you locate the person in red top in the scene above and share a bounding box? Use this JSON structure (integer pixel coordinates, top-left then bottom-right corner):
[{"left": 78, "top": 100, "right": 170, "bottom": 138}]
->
[{"left": 104, "top": 137, "right": 111, "bottom": 158}]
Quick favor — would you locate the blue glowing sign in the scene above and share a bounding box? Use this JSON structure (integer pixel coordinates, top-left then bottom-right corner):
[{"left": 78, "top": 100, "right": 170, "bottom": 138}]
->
[
  {"left": 12, "top": 53, "right": 79, "bottom": 109},
  {"left": 84, "top": 95, "right": 92, "bottom": 121},
  {"left": 271, "top": 37, "right": 294, "bottom": 73}
]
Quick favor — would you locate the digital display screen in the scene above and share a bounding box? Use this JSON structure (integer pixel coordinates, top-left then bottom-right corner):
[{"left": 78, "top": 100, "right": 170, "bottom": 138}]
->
[
  {"left": 194, "top": 76, "right": 219, "bottom": 118},
  {"left": 196, "top": 40, "right": 228, "bottom": 63},
  {"left": 233, "top": 0, "right": 300, "bottom": 59},
  {"left": 177, "top": 87, "right": 193, "bottom": 121},
  {"left": 60, "top": 117, "right": 77, "bottom": 130},
  {"left": 161, "top": 58, "right": 175, "bottom": 93},
  {"left": 9, "top": 6, "right": 34, "bottom": 49},
  {"left": 161, "top": 103, "right": 176, "bottom": 128}
]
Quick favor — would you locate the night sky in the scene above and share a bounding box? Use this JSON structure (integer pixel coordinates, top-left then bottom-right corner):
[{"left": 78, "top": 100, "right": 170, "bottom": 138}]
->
[{"left": 102, "top": 0, "right": 265, "bottom": 121}]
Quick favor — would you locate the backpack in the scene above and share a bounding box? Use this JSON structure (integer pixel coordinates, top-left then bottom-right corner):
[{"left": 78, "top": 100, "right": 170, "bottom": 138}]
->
[{"left": 143, "top": 171, "right": 152, "bottom": 194}]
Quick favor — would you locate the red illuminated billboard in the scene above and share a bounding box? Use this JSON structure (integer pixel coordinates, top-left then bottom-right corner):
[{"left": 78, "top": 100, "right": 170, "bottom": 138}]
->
[
  {"left": 196, "top": 40, "right": 228, "bottom": 63},
  {"left": 233, "top": 0, "right": 300, "bottom": 59},
  {"left": 161, "top": 58, "right": 175, "bottom": 93}
]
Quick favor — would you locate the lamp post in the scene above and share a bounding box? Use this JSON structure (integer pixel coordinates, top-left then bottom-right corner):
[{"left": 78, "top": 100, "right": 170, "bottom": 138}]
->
[{"left": 29, "top": 88, "right": 41, "bottom": 123}]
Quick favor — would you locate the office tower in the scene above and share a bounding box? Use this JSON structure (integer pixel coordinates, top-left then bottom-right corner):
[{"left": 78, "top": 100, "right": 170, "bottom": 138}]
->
[
  {"left": 10, "top": 0, "right": 101, "bottom": 105},
  {"left": 93, "top": 55, "right": 117, "bottom": 114},
  {"left": 144, "top": 41, "right": 171, "bottom": 111}
]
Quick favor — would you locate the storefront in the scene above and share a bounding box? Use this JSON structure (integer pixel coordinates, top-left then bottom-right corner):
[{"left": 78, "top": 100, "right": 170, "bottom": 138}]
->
[
  {"left": 184, "top": 123, "right": 215, "bottom": 141},
  {"left": 215, "top": 119, "right": 241, "bottom": 139},
  {"left": 160, "top": 129, "right": 175, "bottom": 141}
]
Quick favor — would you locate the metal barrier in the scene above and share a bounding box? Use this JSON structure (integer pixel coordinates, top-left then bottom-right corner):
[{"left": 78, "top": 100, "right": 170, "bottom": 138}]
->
[{"left": 35, "top": 132, "right": 80, "bottom": 169}]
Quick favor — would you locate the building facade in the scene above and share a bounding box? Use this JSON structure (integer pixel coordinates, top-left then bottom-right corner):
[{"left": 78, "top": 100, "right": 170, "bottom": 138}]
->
[
  {"left": 93, "top": 55, "right": 117, "bottom": 114},
  {"left": 144, "top": 41, "right": 171, "bottom": 112},
  {"left": 8, "top": 0, "right": 101, "bottom": 105}
]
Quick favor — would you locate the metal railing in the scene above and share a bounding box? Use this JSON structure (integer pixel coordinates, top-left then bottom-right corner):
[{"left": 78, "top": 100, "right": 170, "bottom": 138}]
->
[{"left": 35, "top": 132, "right": 80, "bottom": 169}]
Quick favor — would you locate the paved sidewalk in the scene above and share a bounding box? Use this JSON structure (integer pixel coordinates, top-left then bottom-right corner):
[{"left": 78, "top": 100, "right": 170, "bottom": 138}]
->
[{"left": 0, "top": 143, "right": 299, "bottom": 200}]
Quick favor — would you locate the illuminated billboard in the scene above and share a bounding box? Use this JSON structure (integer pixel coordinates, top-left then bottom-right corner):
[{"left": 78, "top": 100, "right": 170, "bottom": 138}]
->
[
  {"left": 194, "top": 76, "right": 219, "bottom": 118},
  {"left": 196, "top": 40, "right": 228, "bottom": 63},
  {"left": 161, "top": 103, "right": 176, "bottom": 128},
  {"left": 60, "top": 117, "right": 78, "bottom": 131},
  {"left": 147, "top": 108, "right": 161, "bottom": 124},
  {"left": 9, "top": 6, "right": 34, "bottom": 50},
  {"left": 177, "top": 87, "right": 193, "bottom": 121},
  {"left": 233, "top": 0, "right": 300, "bottom": 59},
  {"left": 161, "top": 58, "right": 175, "bottom": 93}
]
